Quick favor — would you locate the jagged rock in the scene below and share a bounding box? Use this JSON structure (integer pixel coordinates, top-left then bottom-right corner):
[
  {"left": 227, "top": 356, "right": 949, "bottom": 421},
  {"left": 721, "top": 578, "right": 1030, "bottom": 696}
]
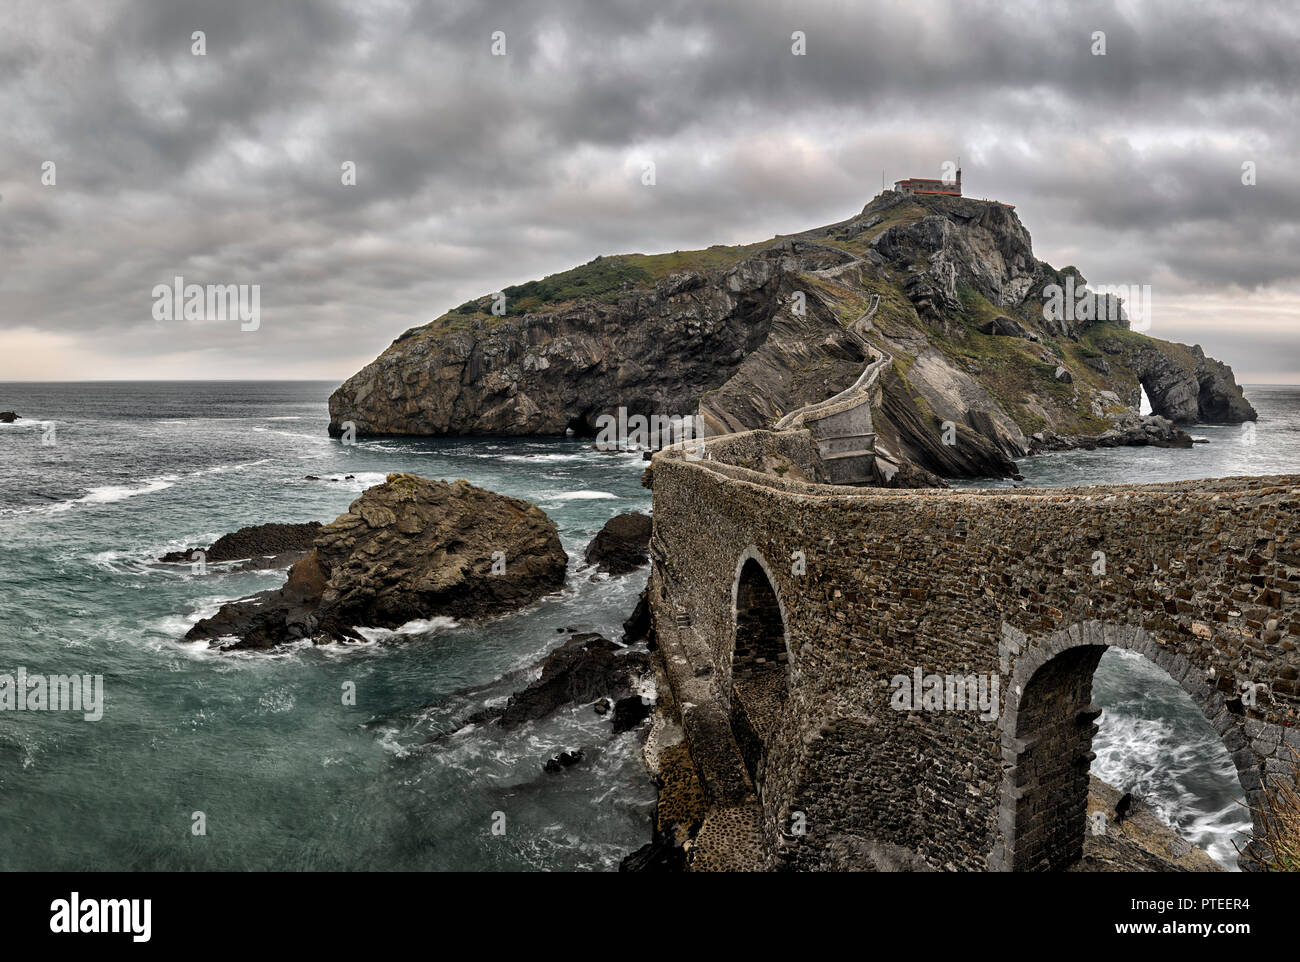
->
[
  {"left": 871, "top": 451, "right": 948, "bottom": 488},
  {"left": 874, "top": 365, "right": 1018, "bottom": 478},
  {"left": 1107, "top": 338, "right": 1256, "bottom": 423},
  {"left": 1072, "top": 776, "right": 1224, "bottom": 872},
  {"left": 583, "top": 512, "right": 652, "bottom": 575},
  {"left": 498, "top": 632, "right": 649, "bottom": 729},
  {"left": 1094, "top": 414, "right": 1193, "bottom": 448},
  {"left": 0, "top": 412, "right": 18, "bottom": 423},
  {"left": 185, "top": 475, "right": 567, "bottom": 650},
  {"left": 1029, "top": 414, "right": 1193, "bottom": 453},
  {"left": 328, "top": 253, "right": 790, "bottom": 437},
  {"left": 977, "top": 315, "right": 1036, "bottom": 340},
  {"left": 621, "top": 587, "right": 652, "bottom": 644},
  {"left": 159, "top": 521, "right": 322, "bottom": 570},
  {"left": 1054, "top": 365, "right": 1073, "bottom": 384}
]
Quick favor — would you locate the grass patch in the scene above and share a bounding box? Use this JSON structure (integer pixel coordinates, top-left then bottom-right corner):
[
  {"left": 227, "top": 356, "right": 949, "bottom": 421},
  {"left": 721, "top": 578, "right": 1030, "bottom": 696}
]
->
[
  {"left": 434, "top": 242, "right": 775, "bottom": 322},
  {"left": 449, "top": 256, "right": 654, "bottom": 317},
  {"left": 629, "top": 242, "right": 772, "bottom": 279}
]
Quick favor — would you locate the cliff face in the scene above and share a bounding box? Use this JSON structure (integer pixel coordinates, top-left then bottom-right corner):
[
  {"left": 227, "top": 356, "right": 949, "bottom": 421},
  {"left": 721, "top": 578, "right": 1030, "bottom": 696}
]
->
[{"left": 329, "top": 191, "right": 1255, "bottom": 478}]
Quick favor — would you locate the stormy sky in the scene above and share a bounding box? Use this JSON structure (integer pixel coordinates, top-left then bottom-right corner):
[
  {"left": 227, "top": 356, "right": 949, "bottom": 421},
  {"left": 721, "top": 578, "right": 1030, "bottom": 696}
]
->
[{"left": 2, "top": 0, "right": 1297, "bottom": 383}]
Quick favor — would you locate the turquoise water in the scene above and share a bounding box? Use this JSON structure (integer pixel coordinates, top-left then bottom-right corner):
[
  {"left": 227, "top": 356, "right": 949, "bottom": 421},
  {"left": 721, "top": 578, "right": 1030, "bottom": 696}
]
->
[
  {"left": 1, "top": 381, "right": 1295, "bottom": 870},
  {"left": 0, "top": 382, "right": 655, "bottom": 870}
]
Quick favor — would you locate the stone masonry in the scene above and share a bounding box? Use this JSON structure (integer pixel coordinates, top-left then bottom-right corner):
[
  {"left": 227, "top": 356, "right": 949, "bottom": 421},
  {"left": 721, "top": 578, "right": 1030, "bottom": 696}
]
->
[{"left": 648, "top": 429, "right": 1300, "bottom": 870}]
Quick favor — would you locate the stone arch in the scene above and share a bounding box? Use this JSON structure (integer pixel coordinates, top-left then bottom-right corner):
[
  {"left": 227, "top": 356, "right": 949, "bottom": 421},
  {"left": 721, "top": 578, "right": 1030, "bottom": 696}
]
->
[
  {"left": 991, "top": 619, "right": 1259, "bottom": 871},
  {"left": 729, "top": 548, "right": 791, "bottom": 785}
]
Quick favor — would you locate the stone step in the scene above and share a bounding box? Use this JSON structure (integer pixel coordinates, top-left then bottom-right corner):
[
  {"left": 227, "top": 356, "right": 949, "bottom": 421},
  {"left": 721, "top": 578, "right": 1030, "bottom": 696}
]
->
[{"left": 818, "top": 432, "right": 877, "bottom": 457}]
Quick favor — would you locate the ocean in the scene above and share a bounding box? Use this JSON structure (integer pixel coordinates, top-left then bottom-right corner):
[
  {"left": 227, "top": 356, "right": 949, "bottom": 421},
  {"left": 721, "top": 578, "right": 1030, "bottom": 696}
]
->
[{"left": 1, "top": 381, "right": 1297, "bottom": 871}]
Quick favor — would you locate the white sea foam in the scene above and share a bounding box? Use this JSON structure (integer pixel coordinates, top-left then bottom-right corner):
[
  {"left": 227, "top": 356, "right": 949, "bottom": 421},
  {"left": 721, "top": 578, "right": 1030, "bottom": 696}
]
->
[
  {"left": 190, "top": 458, "right": 272, "bottom": 475},
  {"left": 304, "top": 471, "right": 389, "bottom": 491},
  {"left": 7, "top": 454, "right": 282, "bottom": 519},
  {"left": 251, "top": 427, "right": 334, "bottom": 445},
  {"left": 1093, "top": 709, "right": 1245, "bottom": 869},
  {"left": 495, "top": 453, "right": 590, "bottom": 463},
  {"left": 354, "top": 616, "right": 460, "bottom": 641},
  {"left": 43, "top": 475, "right": 179, "bottom": 514},
  {"left": 548, "top": 490, "right": 618, "bottom": 500}
]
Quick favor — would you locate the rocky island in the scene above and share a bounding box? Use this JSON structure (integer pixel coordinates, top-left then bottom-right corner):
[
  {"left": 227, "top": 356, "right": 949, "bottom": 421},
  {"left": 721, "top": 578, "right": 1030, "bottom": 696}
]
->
[{"left": 328, "top": 189, "right": 1254, "bottom": 482}]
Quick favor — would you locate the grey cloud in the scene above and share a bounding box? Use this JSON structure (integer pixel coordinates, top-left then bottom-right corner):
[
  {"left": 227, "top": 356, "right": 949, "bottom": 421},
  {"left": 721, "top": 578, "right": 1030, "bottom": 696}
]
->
[{"left": 0, "top": 0, "right": 1297, "bottom": 380}]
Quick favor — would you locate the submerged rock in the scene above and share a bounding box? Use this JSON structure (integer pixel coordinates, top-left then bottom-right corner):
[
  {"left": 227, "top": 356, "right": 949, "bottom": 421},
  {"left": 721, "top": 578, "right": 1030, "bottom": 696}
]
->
[
  {"left": 186, "top": 474, "right": 567, "bottom": 650},
  {"left": 497, "top": 632, "right": 649, "bottom": 730},
  {"left": 542, "top": 749, "right": 585, "bottom": 773},
  {"left": 583, "top": 512, "right": 652, "bottom": 575}
]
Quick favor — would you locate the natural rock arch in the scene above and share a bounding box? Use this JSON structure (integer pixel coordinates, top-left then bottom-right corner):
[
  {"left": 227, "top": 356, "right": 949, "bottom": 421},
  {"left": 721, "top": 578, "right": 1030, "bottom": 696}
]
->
[
  {"left": 991, "top": 619, "right": 1259, "bottom": 871},
  {"left": 729, "top": 549, "right": 791, "bottom": 785}
]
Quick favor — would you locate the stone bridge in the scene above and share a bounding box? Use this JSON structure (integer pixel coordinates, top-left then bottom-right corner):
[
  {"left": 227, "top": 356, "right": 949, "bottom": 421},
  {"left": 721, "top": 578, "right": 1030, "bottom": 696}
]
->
[{"left": 647, "top": 429, "right": 1300, "bottom": 870}]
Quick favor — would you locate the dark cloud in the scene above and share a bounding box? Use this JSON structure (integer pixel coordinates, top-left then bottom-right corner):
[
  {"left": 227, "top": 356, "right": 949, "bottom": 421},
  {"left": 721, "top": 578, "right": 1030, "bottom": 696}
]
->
[{"left": 0, "top": 0, "right": 1297, "bottom": 380}]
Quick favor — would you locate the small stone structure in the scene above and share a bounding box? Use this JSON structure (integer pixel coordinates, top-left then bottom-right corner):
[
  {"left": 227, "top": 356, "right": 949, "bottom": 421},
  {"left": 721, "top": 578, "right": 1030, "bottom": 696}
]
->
[
  {"left": 648, "top": 429, "right": 1300, "bottom": 870},
  {"left": 894, "top": 169, "right": 961, "bottom": 197}
]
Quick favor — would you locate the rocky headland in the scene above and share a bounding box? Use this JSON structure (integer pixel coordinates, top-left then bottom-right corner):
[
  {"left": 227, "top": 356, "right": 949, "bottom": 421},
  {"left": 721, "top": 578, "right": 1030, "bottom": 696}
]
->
[{"left": 327, "top": 189, "right": 1254, "bottom": 481}]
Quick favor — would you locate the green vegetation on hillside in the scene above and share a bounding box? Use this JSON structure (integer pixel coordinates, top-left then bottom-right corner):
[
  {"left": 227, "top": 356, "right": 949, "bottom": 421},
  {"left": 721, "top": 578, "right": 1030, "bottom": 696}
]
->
[
  {"left": 935, "top": 287, "right": 1104, "bottom": 435},
  {"left": 450, "top": 256, "right": 653, "bottom": 317},
  {"left": 442, "top": 241, "right": 775, "bottom": 321},
  {"left": 630, "top": 242, "right": 771, "bottom": 279}
]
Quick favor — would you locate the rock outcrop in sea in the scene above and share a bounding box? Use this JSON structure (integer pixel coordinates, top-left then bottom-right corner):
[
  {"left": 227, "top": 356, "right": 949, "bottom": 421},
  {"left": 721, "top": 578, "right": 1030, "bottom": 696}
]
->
[
  {"left": 583, "top": 511, "right": 652, "bottom": 575},
  {"left": 186, "top": 474, "right": 567, "bottom": 650},
  {"left": 459, "top": 630, "right": 651, "bottom": 731},
  {"left": 159, "top": 521, "right": 322, "bottom": 571},
  {"left": 327, "top": 189, "right": 1255, "bottom": 480}
]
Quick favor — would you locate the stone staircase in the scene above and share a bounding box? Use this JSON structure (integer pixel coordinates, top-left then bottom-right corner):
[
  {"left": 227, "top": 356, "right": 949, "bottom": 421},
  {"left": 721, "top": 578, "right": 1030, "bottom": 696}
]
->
[{"left": 774, "top": 326, "right": 891, "bottom": 485}]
